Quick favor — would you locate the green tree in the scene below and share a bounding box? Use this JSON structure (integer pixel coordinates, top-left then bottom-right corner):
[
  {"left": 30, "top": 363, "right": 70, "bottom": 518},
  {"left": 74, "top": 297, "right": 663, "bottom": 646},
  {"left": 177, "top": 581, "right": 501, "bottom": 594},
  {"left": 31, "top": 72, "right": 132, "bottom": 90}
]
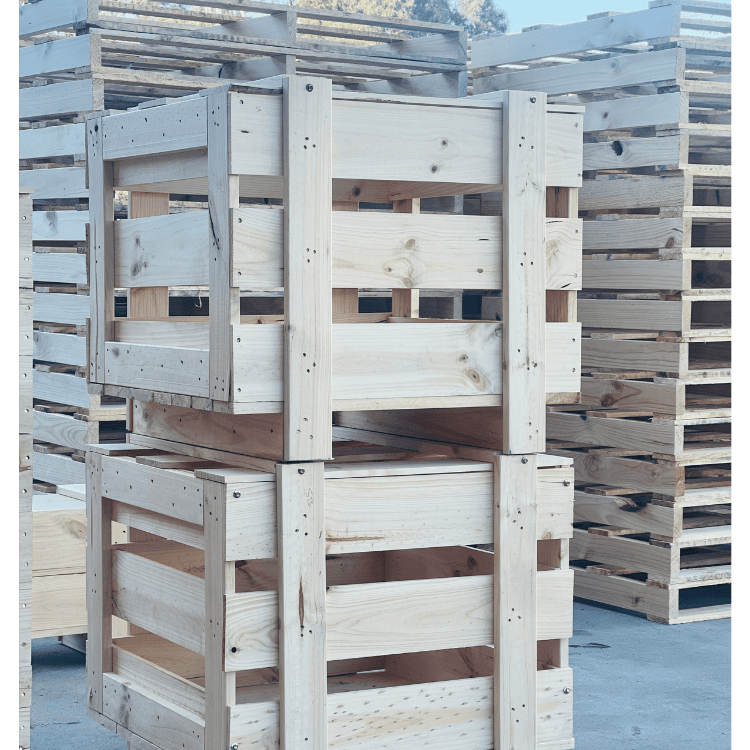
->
[{"left": 409, "top": 0, "right": 508, "bottom": 36}]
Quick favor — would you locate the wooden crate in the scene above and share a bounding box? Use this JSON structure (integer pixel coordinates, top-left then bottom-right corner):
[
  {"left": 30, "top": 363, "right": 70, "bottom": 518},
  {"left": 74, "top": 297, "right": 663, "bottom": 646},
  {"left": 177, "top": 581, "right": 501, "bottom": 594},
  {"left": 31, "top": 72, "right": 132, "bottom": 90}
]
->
[
  {"left": 20, "top": 188, "right": 34, "bottom": 750},
  {"left": 86, "top": 80, "right": 582, "bottom": 444},
  {"left": 86, "top": 441, "right": 575, "bottom": 750}
]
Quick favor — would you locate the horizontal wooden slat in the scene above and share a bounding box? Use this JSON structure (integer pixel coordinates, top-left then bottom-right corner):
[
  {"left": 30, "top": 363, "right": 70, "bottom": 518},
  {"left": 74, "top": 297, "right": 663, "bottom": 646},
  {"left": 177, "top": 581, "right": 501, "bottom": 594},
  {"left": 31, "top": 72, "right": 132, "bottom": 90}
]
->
[
  {"left": 34, "top": 331, "right": 87, "bottom": 367},
  {"left": 33, "top": 251, "right": 87, "bottom": 284},
  {"left": 579, "top": 174, "right": 689, "bottom": 212},
  {"left": 471, "top": 5, "right": 679, "bottom": 67},
  {"left": 111, "top": 548, "right": 205, "bottom": 654},
  {"left": 32, "top": 211, "right": 89, "bottom": 242},
  {"left": 231, "top": 322, "right": 580, "bottom": 403},
  {"left": 578, "top": 299, "right": 685, "bottom": 331},
  {"left": 33, "top": 369, "right": 90, "bottom": 409},
  {"left": 19, "top": 35, "right": 93, "bottom": 78},
  {"left": 583, "top": 135, "right": 685, "bottom": 171},
  {"left": 19, "top": 0, "right": 88, "bottom": 37},
  {"left": 32, "top": 571, "right": 87, "bottom": 637},
  {"left": 224, "top": 569, "right": 573, "bottom": 670},
  {"left": 19, "top": 123, "right": 85, "bottom": 160},
  {"left": 582, "top": 92, "right": 685, "bottom": 133},
  {"left": 33, "top": 409, "right": 90, "bottom": 452},
  {"left": 583, "top": 217, "right": 683, "bottom": 250},
  {"left": 20, "top": 79, "right": 102, "bottom": 120},
  {"left": 230, "top": 667, "right": 574, "bottom": 748},
  {"left": 33, "top": 292, "right": 89, "bottom": 325},
  {"left": 104, "top": 343, "right": 209, "bottom": 397},
  {"left": 583, "top": 259, "right": 686, "bottom": 290},
  {"left": 582, "top": 337, "right": 684, "bottom": 373},
  {"left": 32, "top": 451, "right": 86, "bottom": 486},
  {"left": 19, "top": 167, "right": 88, "bottom": 201},
  {"left": 32, "top": 497, "right": 87, "bottom": 576},
  {"left": 101, "top": 456, "right": 205, "bottom": 526}
]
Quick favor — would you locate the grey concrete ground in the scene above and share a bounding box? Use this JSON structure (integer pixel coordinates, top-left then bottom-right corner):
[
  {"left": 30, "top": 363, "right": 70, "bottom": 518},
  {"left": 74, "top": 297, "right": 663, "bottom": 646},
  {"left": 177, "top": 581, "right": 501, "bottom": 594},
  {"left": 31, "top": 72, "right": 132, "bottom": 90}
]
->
[{"left": 31, "top": 601, "right": 730, "bottom": 749}]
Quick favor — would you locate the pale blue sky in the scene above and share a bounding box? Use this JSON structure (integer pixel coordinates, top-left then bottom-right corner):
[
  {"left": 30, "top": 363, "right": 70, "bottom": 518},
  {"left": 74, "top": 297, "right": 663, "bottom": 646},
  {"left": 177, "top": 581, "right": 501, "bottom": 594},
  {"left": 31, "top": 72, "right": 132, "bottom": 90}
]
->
[{"left": 500, "top": 1, "right": 662, "bottom": 33}]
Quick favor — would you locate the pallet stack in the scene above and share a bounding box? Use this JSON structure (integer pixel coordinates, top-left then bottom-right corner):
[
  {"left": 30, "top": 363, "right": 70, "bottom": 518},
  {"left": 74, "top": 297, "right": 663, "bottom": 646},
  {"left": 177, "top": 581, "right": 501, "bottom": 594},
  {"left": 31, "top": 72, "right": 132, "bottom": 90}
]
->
[
  {"left": 83, "top": 79, "right": 582, "bottom": 749},
  {"left": 20, "top": 188, "right": 34, "bottom": 750},
  {"left": 19, "top": 0, "right": 468, "bottom": 640},
  {"left": 471, "top": 0, "right": 730, "bottom": 624}
]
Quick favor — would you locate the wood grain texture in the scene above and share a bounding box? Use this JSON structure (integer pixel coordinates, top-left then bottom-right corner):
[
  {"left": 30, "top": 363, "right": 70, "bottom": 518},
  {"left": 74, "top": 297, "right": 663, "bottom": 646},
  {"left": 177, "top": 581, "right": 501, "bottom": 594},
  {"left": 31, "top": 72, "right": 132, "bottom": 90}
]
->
[{"left": 283, "top": 77, "right": 333, "bottom": 460}]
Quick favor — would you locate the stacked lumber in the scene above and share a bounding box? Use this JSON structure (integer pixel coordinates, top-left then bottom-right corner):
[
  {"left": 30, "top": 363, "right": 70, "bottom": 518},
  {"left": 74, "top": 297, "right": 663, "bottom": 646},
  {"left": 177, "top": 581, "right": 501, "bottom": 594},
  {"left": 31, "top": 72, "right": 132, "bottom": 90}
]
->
[
  {"left": 19, "top": 188, "right": 33, "bottom": 750},
  {"left": 471, "top": 0, "right": 731, "bottom": 624},
  {"left": 85, "top": 79, "right": 582, "bottom": 749},
  {"left": 18, "top": 0, "right": 469, "bottom": 642}
]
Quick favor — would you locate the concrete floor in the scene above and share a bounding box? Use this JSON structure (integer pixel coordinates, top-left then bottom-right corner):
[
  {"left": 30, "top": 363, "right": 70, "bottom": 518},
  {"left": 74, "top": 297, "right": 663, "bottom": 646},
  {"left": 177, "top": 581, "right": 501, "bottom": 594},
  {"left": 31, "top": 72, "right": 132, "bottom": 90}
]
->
[{"left": 31, "top": 601, "right": 730, "bottom": 749}]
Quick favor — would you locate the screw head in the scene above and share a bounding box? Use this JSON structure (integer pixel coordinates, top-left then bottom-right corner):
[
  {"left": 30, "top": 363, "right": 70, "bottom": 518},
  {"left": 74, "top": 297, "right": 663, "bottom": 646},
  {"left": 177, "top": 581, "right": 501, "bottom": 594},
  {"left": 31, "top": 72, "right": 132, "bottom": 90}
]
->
[
  {"left": 563, "top": 480, "right": 571, "bottom": 487},
  {"left": 233, "top": 491, "right": 241, "bottom": 498},
  {"left": 530, "top": 96, "right": 537, "bottom": 103},
  {"left": 231, "top": 744, "right": 240, "bottom": 750},
  {"left": 563, "top": 687, "right": 572, "bottom": 694},
  {"left": 521, "top": 457, "right": 529, "bottom": 464},
  {"left": 298, "top": 468, "right": 305, "bottom": 475},
  {"left": 306, "top": 83, "right": 314, "bottom": 92}
]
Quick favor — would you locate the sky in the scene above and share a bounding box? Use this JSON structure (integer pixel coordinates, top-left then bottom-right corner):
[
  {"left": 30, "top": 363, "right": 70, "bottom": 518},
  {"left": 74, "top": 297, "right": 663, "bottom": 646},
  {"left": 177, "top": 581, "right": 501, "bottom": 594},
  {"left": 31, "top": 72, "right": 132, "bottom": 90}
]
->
[{"left": 501, "top": 1, "right": 679, "bottom": 33}]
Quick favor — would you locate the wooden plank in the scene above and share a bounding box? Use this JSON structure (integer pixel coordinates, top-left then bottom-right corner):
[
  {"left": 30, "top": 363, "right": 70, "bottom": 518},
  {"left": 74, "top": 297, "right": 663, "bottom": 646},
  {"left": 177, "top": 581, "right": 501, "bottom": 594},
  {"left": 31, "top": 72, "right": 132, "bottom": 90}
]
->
[
  {"left": 206, "top": 89, "right": 238, "bottom": 402},
  {"left": 32, "top": 451, "right": 86, "bottom": 485},
  {"left": 583, "top": 217, "right": 684, "bottom": 250},
  {"left": 87, "top": 113, "right": 115, "bottom": 384},
  {"left": 101, "top": 97, "right": 208, "bottom": 160},
  {"left": 19, "top": 0, "right": 89, "bottom": 38},
  {"left": 33, "top": 292, "right": 89, "bottom": 326},
  {"left": 474, "top": 48, "right": 683, "bottom": 98},
  {"left": 32, "top": 496, "right": 87, "bottom": 576},
  {"left": 578, "top": 300, "right": 685, "bottom": 332},
  {"left": 277, "top": 462, "right": 327, "bottom": 749},
  {"left": 583, "top": 135, "right": 686, "bottom": 171},
  {"left": 100, "top": 455, "right": 205, "bottom": 526},
  {"left": 548, "top": 411, "right": 678, "bottom": 454},
  {"left": 32, "top": 211, "right": 88, "bottom": 242},
  {"left": 111, "top": 547, "right": 205, "bottom": 653},
  {"left": 582, "top": 338, "right": 684, "bottom": 374},
  {"left": 19, "top": 34, "right": 93, "bottom": 78},
  {"left": 31, "top": 571, "right": 87, "bottom": 638},
  {"left": 32, "top": 251, "right": 87, "bottom": 285},
  {"left": 583, "top": 259, "right": 686, "bottom": 290},
  {"left": 495, "top": 454, "right": 537, "bottom": 750},
  {"left": 204, "top": 481, "right": 235, "bottom": 748},
  {"left": 283, "top": 77, "right": 333, "bottom": 460},
  {"left": 19, "top": 167, "right": 88, "bottom": 201},
  {"left": 232, "top": 321, "right": 580, "bottom": 404},
  {"left": 224, "top": 569, "right": 571, "bottom": 669},
  {"left": 582, "top": 93, "right": 685, "bottom": 133},
  {"left": 20, "top": 123, "right": 85, "bottom": 160},
  {"left": 33, "top": 370, "right": 90, "bottom": 409},
  {"left": 502, "top": 90, "right": 546, "bottom": 453},
  {"left": 33, "top": 409, "right": 90, "bottom": 452},
  {"left": 20, "top": 79, "right": 102, "bottom": 120},
  {"left": 86, "top": 451, "right": 110, "bottom": 713},
  {"left": 471, "top": 5, "right": 679, "bottom": 67},
  {"left": 34, "top": 331, "right": 87, "bottom": 367},
  {"left": 104, "top": 342, "right": 209, "bottom": 397}
]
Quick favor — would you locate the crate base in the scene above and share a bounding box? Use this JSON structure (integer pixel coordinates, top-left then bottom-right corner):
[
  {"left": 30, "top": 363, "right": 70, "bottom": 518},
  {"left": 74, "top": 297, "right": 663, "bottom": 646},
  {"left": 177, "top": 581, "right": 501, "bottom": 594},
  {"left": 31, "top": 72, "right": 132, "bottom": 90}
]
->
[
  {"left": 573, "top": 565, "right": 730, "bottom": 625},
  {"left": 88, "top": 633, "right": 574, "bottom": 750}
]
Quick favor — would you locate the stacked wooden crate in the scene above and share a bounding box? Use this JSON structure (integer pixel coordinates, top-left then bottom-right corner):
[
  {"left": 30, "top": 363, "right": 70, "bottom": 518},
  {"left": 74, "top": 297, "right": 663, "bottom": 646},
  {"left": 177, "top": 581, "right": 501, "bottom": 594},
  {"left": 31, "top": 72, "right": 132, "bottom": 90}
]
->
[
  {"left": 84, "top": 79, "right": 582, "bottom": 749},
  {"left": 19, "top": 0, "right": 468, "bottom": 640},
  {"left": 471, "top": 0, "right": 730, "bottom": 624},
  {"left": 20, "top": 188, "right": 34, "bottom": 750}
]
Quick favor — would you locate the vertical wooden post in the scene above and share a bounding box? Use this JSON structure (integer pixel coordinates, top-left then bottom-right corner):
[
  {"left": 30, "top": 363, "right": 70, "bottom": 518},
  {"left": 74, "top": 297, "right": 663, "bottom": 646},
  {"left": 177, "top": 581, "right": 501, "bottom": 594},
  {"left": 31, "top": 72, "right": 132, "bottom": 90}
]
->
[
  {"left": 207, "top": 89, "right": 240, "bottom": 402},
  {"left": 494, "top": 453, "right": 537, "bottom": 750},
  {"left": 86, "top": 114, "right": 114, "bottom": 384},
  {"left": 204, "top": 482, "right": 236, "bottom": 749},
  {"left": 283, "top": 76, "right": 333, "bottom": 461},
  {"left": 392, "top": 198, "right": 420, "bottom": 317},
  {"left": 127, "top": 192, "right": 170, "bottom": 319},
  {"left": 277, "top": 462, "right": 327, "bottom": 750},
  {"left": 86, "top": 451, "right": 111, "bottom": 714},
  {"left": 501, "top": 90, "right": 546, "bottom": 453}
]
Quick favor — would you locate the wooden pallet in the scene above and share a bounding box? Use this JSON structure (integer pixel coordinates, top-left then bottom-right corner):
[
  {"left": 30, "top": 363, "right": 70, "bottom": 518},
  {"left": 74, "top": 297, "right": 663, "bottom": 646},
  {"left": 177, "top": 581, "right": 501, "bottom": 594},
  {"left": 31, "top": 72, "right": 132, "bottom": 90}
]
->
[
  {"left": 19, "top": 0, "right": 468, "bottom": 118},
  {"left": 86, "top": 81, "right": 583, "bottom": 425},
  {"left": 86, "top": 441, "right": 576, "bottom": 750},
  {"left": 19, "top": 188, "right": 34, "bottom": 750}
]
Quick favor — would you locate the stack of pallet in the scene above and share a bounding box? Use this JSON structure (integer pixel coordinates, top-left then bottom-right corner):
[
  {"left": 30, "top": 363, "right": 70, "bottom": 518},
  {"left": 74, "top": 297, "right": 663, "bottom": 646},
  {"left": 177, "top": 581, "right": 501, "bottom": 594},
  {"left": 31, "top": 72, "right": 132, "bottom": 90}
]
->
[
  {"left": 19, "top": 0, "right": 468, "bottom": 641},
  {"left": 471, "top": 0, "right": 730, "bottom": 624},
  {"left": 20, "top": 188, "right": 34, "bottom": 750},
  {"left": 83, "top": 79, "right": 582, "bottom": 749}
]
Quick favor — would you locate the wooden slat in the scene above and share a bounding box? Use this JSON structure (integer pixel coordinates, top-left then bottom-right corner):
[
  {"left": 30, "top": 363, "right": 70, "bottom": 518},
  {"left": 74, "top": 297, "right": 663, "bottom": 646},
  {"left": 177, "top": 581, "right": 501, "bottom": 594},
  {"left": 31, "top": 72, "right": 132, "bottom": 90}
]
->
[
  {"left": 33, "top": 292, "right": 89, "bottom": 326},
  {"left": 20, "top": 123, "right": 85, "bottom": 160},
  {"left": 282, "top": 76, "right": 333, "bottom": 460},
  {"left": 495, "top": 454, "right": 537, "bottom": 750},
  {"left": 19, "top": 34, "right": 93, "bottom": 78},
  {"left": 277, "top": 462, "right": 327, "bottom": 749},
  {"left": 502, "top": 90, "right": 546, "bottom": 452},
  {"left": 19, "top": 167, "right": 88, "bottom": 201},
  {"left": 20, "top": 79, "right": 102, "bottom": 120},
  {"left": 33, "top": 370, "right": 90, "bottom": 409},
  {"left": 32, "top": 251, "right": 87, "bottom": 285},
  {"left": 32, "top": 211, "right": 88, "bottom": 242},
  {"left": 19, "top": 0, "right": 89, "bottom": 38}
]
